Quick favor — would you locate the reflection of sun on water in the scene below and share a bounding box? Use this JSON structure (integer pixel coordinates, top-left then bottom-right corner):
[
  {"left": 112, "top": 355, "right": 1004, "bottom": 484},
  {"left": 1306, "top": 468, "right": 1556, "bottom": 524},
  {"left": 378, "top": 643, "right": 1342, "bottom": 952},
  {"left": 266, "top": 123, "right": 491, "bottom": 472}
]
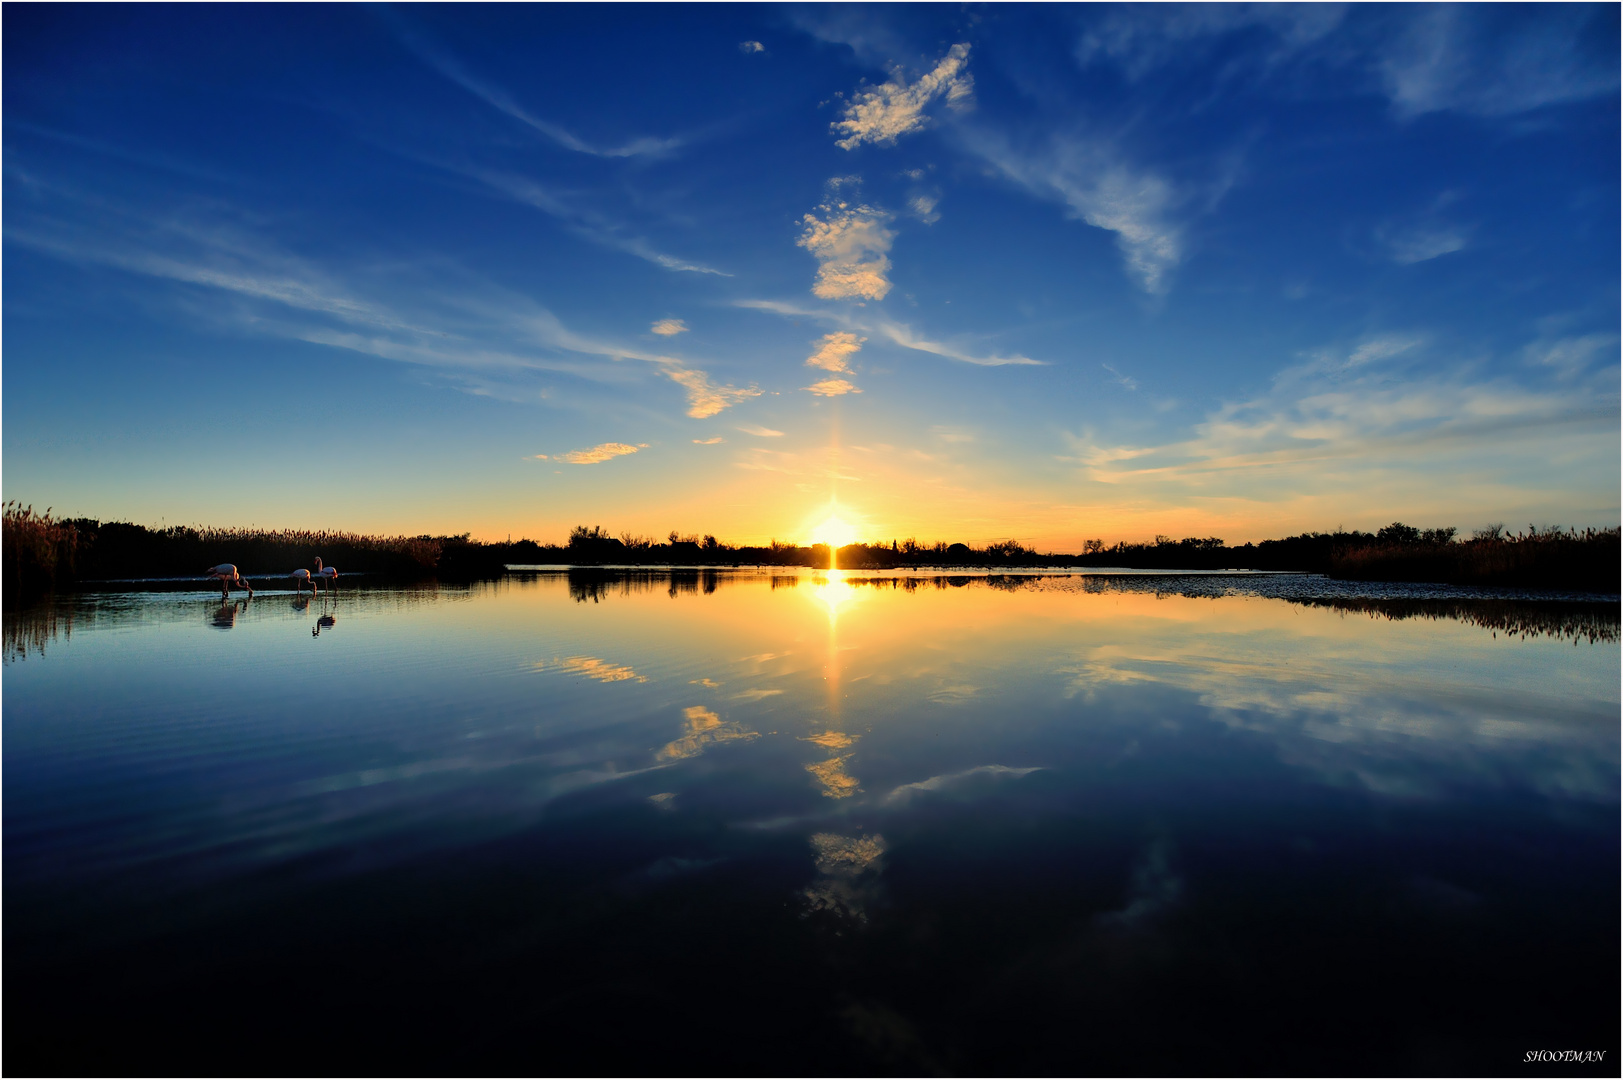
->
[{"left": 810, "top": 570, "right": 864, "bottom": 623}]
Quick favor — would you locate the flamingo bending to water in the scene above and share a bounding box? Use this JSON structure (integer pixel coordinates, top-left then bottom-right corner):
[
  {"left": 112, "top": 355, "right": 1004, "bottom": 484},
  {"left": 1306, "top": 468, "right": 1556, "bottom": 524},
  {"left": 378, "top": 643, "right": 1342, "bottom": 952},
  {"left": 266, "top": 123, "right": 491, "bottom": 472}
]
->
[
  {"left": 206, "top": 564, "right": 253, "bottom": 597},
  {"left": 290, "top": 568, "right": 316, "bottom": 593}
]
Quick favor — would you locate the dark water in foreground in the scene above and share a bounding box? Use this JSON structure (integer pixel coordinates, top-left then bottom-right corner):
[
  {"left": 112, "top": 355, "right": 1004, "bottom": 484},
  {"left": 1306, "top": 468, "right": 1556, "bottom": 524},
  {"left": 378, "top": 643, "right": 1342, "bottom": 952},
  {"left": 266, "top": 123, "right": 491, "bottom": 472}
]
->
[{"left": 5, "top": 571, "right": 1618, "bottom": 1075}]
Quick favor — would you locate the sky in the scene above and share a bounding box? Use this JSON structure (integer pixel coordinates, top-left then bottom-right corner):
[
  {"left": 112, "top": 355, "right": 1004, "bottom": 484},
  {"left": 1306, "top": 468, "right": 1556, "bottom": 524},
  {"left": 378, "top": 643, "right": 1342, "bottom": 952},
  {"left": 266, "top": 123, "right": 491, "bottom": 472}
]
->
[{"left": 4, "top": 3, "right": 1618, "bottom": 548}]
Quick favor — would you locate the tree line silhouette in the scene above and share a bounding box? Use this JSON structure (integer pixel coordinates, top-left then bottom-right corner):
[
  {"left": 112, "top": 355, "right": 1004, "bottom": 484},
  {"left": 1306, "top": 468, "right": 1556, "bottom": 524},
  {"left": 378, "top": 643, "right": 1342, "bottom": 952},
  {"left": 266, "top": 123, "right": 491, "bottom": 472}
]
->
[{"left": 4, "top": 502, "right": 1617, "bottom": 607}]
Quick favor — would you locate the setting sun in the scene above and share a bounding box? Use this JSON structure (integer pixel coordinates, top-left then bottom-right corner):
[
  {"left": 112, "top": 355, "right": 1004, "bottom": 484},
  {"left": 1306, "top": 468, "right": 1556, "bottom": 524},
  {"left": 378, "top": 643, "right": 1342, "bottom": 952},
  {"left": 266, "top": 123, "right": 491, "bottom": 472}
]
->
[{"left": 808, "top": 514, "right": 859, "bottom": 549}]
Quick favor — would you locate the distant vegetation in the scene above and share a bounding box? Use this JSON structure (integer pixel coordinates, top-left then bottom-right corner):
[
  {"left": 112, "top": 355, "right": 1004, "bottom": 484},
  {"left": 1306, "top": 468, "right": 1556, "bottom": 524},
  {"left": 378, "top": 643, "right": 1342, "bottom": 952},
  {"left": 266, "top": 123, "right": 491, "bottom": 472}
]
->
[{"left": 3, "top": 503, "right": 1617, "bottom": 607}]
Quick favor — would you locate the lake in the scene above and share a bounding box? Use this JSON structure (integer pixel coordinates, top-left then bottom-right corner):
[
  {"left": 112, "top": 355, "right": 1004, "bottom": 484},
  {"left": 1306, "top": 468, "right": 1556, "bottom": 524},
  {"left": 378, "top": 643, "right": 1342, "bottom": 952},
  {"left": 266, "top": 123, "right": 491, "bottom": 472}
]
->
[{"left": 4, "top": 570, "right": 1617, "bottom": 1075}]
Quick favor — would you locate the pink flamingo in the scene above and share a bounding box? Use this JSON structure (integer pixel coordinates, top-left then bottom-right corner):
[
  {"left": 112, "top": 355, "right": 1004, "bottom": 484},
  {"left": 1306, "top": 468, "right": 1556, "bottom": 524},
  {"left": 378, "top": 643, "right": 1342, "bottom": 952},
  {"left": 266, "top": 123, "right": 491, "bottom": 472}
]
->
[
  {"left": 205, "top": 564, "right": 253, "bottom": 598},
  {"left": 289, "top": 568, "right": 317, "bottom": 594},
  {"left": 314, "top": 557, "right": 338, "bottom": 592}
]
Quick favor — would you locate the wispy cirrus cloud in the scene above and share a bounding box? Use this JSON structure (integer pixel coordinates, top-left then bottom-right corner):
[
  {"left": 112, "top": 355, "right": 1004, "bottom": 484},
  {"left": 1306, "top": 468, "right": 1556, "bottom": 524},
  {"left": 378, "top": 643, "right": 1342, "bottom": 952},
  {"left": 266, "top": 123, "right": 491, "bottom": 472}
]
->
[
  {"left": 450, "top": 166, "right": 729, "bottom": 275},
  {"left": 392, "top": 23, "right": 682, "bottom": 158},
  {"left": 832, "top": 43, "right": 974, "bottom": 149},
  {"left": 651, "top": 318, "right": 689, "bottom": 335},
  {"left": 737, "top": 424, "right": 785, "bottom": 438},
  {"left": 8, "top": 181, "right": 759, "bottom": 418},
  {"left": 538, "top": 442, "right": 648, "bottom": 465},
  {"left": 798, "top": 179, "right": 895, "bottom": 301},
  {"left": 734, "top": 298, "right": 1042, "bottom": 367},
  {"left": 961, "top": 128, "right": 1182, "bottom": 294}
]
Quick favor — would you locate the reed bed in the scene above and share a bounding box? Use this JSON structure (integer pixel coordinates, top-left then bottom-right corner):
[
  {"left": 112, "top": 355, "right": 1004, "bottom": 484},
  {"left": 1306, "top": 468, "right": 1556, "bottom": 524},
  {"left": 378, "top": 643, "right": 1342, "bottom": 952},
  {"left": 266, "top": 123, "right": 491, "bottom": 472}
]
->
[
  {"left": 1328, "top": 527, "right": 1620, "bottom": 592},
  {"left": 3, "top": 503, "right": 81, "bottom": 606}
]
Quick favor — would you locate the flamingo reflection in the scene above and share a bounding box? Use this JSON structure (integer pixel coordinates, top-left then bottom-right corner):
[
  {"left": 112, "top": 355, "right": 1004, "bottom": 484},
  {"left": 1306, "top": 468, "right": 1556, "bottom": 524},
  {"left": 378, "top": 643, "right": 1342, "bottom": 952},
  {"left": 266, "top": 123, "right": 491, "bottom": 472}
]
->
[{"left": 210, "top": 598, "right": 248, "bottom": 630}]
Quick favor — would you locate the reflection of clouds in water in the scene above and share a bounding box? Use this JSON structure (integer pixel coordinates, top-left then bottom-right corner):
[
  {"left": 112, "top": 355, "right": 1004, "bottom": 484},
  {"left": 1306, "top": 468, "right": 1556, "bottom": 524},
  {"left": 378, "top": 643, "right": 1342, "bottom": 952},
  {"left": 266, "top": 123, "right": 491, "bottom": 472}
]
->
[
  {"left": 803, "top": 731, "right": 856, "bottom": 749},
  {"left": 733, "top": 688, "right": 783, "bottom": 701},
  {"left": 886, "top": 764, "right": 1043, "bottom": 804},
  {"left": 647, "top": 792, "right": 678, "bottom": 809},
  {"left": 1065, "top": 647, "right": 1619, "bottom": 800},
  {"left": 544, "top": 656, "right": 648, "bottom": 683},
  {"left": 804, "top": 832, "right": 887, "bottom": 922},
  {"left": 1096, "top": 839, "right": 1182, "bottom": 930},
  {"left": 803, "top": 732, "right": 860, "bottom": 798},
  {"left": 690, "top": 678, "right": 721, "bottom": 688},
  {"left": 806, "top": 755, "right": 860, "bottom": 799},
  {"left": 657, "top": 706, "right": 758, "bottom": 761}
]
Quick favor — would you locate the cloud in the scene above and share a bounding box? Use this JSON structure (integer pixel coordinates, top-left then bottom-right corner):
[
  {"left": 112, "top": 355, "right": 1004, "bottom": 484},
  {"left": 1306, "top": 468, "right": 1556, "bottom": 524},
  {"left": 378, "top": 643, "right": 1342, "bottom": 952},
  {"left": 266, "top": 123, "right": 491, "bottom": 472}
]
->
[
  {"left": 664, "top": 368, "right": 762, "bottom": 419},
  {"left": 692, "top": 436, "right": 726, "bottom": 445},
  {"left": 651, "top": 318, "right": 689, "bottom": 335},
  {"left": 455, "top": 167, "right": 729, "bottom": 275},
  {"left": 734, "top": 299, "right": 1045, "bottom": 367},
  {"left": 964, "top": 130, "right": 1182, "bottom": 293},
  {"left": 907, "top": 193, "right": 941, "bottom": 224},
  {"left": 832, "top": 43, "right": 974, "bottom": 149},
  {"left": 1075, "top": 5, "right": 1345, "bottom": 81},
  {"left": 874, "top": 320, "right": 1043, "bottom": 366},
  {"left": 1102, "top": 363, "right": 1139, "bottom": 390},
  {"left": 738, "top": 40, "right": 765, "bottom": 54},
  {"left": 545, "top": 442, "right": 646, "bottom": 465},
  {"left": 737, "top": 424, "right": 784, "bottom": 437},
  {"left": 804, "top": 377, "right": 861, "bottom": 397},
  {"left": 798, "top": 182, "right": 896, "bottom": 301},
  {"left": 1374, "top": 4, "right": 1619, "bottom": 118},
  {"left": 1061, "top": 334, "right": 1620, "bottom": 525},
  {"left": 1378, "top": 223, "right": 1470, "bottom": 265},
  {"left": 393, "top": 23, "right": 681, "bottom": 158},
  {"left": 806, "top": 331, "right": 864, "bottom": 372}
]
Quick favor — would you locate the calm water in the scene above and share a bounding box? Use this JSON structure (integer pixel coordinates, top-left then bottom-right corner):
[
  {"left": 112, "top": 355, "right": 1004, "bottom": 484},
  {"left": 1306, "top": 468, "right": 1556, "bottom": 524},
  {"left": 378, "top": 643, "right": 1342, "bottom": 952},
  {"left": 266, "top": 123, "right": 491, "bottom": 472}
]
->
[{"left": 5, "top": 571, "right": 1618, "bottom": 1074}]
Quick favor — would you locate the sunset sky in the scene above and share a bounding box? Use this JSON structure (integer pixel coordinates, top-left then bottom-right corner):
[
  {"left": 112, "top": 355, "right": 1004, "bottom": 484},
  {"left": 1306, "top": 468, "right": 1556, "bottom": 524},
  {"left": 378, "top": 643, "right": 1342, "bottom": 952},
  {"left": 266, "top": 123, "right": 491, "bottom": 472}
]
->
[{"left": 5, "top": 4, "right": 1618, "bottom": 547}]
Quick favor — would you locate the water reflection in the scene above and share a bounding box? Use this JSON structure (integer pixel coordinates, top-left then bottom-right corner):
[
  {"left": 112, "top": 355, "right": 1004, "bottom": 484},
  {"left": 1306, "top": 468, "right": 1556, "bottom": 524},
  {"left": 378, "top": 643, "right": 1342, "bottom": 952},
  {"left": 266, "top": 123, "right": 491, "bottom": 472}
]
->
[
  {"left": 657, "top": 705, "right": 759, "bottom": 761},
  {"left": 803, "top": 832, "right": 887, "bottom": 923},
  {"left": 543, "top": 656, "right": 648, "bottom": 683},
  {"left": 4, "top": 569, "right": 1615, "bottom": 1073}
]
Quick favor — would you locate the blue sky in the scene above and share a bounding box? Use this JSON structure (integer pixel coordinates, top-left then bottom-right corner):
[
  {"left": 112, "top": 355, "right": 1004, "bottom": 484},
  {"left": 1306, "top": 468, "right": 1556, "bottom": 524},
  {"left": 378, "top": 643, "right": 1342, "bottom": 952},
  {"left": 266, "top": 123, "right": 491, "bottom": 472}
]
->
[{"left": 4, "top": 3, "right": 1617, "bottom": 546}]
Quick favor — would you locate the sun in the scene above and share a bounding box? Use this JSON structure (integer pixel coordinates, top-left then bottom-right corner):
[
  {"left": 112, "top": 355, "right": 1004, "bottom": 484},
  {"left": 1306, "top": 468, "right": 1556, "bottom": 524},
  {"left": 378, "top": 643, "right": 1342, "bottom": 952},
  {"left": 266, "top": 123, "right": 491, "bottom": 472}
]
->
[{"left": 809, "top": 514, "right": 859, "bottom": 549}]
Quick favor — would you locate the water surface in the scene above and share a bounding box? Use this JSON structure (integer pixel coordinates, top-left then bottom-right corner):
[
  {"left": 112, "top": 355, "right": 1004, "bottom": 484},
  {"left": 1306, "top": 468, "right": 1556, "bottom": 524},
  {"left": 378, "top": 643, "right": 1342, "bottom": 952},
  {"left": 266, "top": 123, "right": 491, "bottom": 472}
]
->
[{"left": 5, "top": 571, "right": 1617, "bottom": 1074}]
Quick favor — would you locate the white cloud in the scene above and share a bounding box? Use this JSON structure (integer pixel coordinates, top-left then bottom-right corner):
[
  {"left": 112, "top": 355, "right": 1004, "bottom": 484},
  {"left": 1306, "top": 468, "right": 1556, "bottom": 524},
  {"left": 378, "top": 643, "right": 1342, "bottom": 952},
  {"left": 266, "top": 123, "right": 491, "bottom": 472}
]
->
[
  {"left": 1376, "top": 5, "right": 1618, "bottom": 118},
  {"left": 832, "top": 43, "right": 974, "bottom": 150},
  {"left": 543, "top": 442, "right": 646, "bottom": 465},
  {"left": 874, "top": 320, "right": 1043, "bottom": 366},
  {"left": 664, "top": 369, "right": 762, "bottom": 419},
  {"left": 806, "top": 331, "right": 864, "bottom": 372},
  {"left": 737, "top": 424, "right": 785, "bottom": 438},
  {"left": 798, "top": 185, "right": 895, "bottom": 301},
  {"left": 804, "top": 378, "right": 861, "bottom": 397},
  {"left": 692, "top": 436, "right": 725, "bottom": 445},
  {"left": 1101, "top": 363, "right": 1138, "bottom": 390},
  {"left": 651, "top": 318, "right": 688, "bottom": 336},
  {"left": 965, "top": 131, "right": 1182, "bottom": 293},
  {"left": 1381, "top": 225, "right": 1470, "bottom": 265},
  {"left": 1061, "top": 335, "right": 1620, "bottom": 526},
  {"left": 738, "top": 40, "right": 765, "bottom": 54},
  {"left": 907, "top": 193, "right": 941, "bottom": 224}
]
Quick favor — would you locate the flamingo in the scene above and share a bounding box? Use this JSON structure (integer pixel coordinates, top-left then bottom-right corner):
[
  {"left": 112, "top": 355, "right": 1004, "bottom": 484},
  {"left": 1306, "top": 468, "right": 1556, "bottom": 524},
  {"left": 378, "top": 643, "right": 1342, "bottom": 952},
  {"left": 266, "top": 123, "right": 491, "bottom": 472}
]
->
[
  {"left": 289, "top": 567, "right": 317, "bottom": 593},
  {"left": 314, "top": 556, "right": 338, "bottom": 592},
  {"left": 206, "top": 564, "right": 253, "bottom": 598}
]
